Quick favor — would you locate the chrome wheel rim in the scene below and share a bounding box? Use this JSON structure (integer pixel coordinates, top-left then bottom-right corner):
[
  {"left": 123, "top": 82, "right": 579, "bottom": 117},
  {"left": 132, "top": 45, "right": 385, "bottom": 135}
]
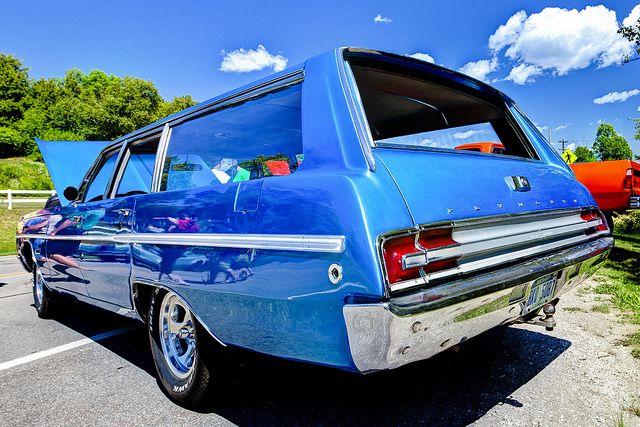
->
[
  {"left": 159, "top": 292, "right": 196, "bottom": 379},
  {"left": 34, "top": 268, "right": 44, "bottom": 308}
]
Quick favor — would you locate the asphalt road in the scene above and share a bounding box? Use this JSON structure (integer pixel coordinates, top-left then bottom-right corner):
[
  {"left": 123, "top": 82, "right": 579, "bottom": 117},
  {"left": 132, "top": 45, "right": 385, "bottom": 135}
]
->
[{"left": 0, "top": 255, "right": 638, "bottom": 426}]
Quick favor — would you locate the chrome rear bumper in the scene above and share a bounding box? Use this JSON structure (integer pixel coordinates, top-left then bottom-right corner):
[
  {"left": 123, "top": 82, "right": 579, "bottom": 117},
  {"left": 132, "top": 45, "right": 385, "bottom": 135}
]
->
[{"left": 343, "top": 236, "right": 613, "bottom": 372}]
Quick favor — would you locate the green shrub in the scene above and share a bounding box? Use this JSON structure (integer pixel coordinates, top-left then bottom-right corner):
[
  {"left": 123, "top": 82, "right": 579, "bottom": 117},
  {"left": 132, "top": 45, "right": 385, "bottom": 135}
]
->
[
  {"left": 0, "top": 159, "right": 53, "bottom": 190},
  {"left": 614, "top": 211, "right": 640, "bottom": 235}
]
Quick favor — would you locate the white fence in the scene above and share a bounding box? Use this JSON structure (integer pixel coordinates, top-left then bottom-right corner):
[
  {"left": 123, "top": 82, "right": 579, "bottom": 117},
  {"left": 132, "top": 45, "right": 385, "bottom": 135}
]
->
[{"left": 0, "top": 190, "right": 56, "bottom": 209}]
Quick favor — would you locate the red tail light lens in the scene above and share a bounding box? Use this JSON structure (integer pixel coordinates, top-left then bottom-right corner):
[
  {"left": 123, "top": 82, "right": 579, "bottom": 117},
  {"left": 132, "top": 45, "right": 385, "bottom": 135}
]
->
[
  {"left": 625, "top": 168, "right": 633, "bottom": 190},
  {"left": 581, "top": 209, "right": 609, "bottom": 234},
  {"left": 382, "top": 227, "right": 459, "bottom": 285}
]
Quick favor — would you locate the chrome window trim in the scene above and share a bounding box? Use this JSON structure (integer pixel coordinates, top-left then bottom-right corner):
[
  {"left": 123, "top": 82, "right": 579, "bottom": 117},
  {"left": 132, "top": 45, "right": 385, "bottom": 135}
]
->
[
  {"left": 338, "top": 48, "right": 376, "bottom": 172},
  {"left": 104, "top": 70, "right": 304, "bottom": 147},
  {"left": 168, "top": 70, "right": 304, "bottom": 128},
  {"left": 16, "top": 233, "right": 346, "bottom": 254},
  {"left": 151, "top": 123, "right": 171, "bottom": 193}
]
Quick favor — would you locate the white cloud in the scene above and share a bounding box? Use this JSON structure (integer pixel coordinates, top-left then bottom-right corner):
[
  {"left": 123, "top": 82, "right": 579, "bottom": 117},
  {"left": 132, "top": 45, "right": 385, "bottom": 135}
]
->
[
  {"left": 638, "top": 106, "right": 640, "bottom": 112},
  {"left": 536, "top": 123, "right": 549, "bottom": 133},
  {"left": 374, "top": 14, "right": 392, "bottom": 24},
  {"left": 623, "top": 5, "right": 640, "bottom": 27},
  {"left": 420, "top": 139, "right": 437, "bottom": 147},
  {"left": 489, "top": 10, "right": 528, "bottom": 52},
  {"left": 453, "top": 130, "right": 487, "bottom": 139},
  {"left": 489, "top": 6, "right": 636, "bottom": 83},
  {"left": 504, "top": 63, "right": 543, "bottom": 85},
  {"left": 593, "top": 89, "right": 640, "bottom": 104},
  {"left": 566, "top": 143, "right": 576, "bottom": 151},
  {"left": 408, "top": 52, "right": 435, "bottom": 63},
  {"left": 554, "top": 123, "right": 572, "bottom": 131},
  {"left": 220, "top": 45, "right": 288, "bottom": 73},
  {"left": 458, "top": 57, "right": 499, "bottom": 82}
]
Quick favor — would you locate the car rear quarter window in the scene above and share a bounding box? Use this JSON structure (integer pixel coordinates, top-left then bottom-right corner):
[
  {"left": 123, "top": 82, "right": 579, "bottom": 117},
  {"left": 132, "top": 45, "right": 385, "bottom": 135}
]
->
[{"left": 161, "top": 83, "right": 303, "bottom": 192}]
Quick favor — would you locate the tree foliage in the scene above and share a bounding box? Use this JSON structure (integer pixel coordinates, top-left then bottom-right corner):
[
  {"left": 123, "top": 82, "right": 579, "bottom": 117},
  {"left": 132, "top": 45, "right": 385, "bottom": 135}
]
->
[
  {"left": 0, "top": 54, "right": 198, "bottom": 159},
  {"left": 0, "top": 54, "right": 30, "bottom": 128},
  {"left": 574, "top": 145, "right": 596, "bottom": 162},
  {"left": 592, "top": 123, "right": 633, "bottom": 161},
  {"left": 619, "top": 16, "right": 640, "bottom": 64}
]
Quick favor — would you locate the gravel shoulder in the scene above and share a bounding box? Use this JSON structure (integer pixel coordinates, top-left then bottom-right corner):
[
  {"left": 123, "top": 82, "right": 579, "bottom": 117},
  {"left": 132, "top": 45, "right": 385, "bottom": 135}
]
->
[{"left": 473, "top": 278, "right": 640, "bottom": 426}]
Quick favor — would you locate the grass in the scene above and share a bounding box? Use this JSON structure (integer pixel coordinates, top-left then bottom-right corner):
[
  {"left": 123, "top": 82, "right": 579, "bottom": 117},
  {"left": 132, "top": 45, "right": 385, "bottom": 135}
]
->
[
  {"left": 0, "top": 158, "right": 53, "bottom": 191},
  {"left": 593, "top": 236, "right": 640, "bottom": 324},
  {"left": 0, "top": 204, "right": 44, "bottom": 256},
  {"left": 563, "top": 307, "right": 587, "bottom": 313},
  {"left": 0, "top": 157, "right": 54, "bottom": 256}
]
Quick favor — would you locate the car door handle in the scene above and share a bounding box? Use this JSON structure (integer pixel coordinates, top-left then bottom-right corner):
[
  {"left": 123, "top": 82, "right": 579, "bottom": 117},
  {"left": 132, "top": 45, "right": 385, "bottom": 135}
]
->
[
  {"left": 118, "top": 209, "right": 131, "bottom": 216},
  {"left": 71, "top": 215, "right": 82, "bottom": 222}
]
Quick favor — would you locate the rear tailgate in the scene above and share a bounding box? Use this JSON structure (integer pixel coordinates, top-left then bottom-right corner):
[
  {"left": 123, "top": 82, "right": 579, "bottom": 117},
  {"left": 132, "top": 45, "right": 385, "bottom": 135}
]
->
[
  {"left": 375, "top": 148, "right": 607, "bottom": 294},
  {"left": 376, "top": 149, "right": 593, "bottom": 224}
]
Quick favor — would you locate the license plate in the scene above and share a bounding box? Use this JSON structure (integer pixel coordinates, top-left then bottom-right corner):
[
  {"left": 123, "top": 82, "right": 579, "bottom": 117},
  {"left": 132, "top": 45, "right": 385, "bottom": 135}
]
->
[{"left": 522, "top": 273, "right": 556, "bottom": 315}]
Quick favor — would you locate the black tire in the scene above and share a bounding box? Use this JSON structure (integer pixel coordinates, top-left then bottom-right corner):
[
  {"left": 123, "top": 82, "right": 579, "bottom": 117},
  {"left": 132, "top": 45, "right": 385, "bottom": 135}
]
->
[
  {"left": 148, "top": 288, "right": 211, "bottom": 407},
  {"left": 604, "top": 211, "right": 614, "bottom": 232},
  {"left": 33, "top": 264, "right": 55, "bottom": 318}
]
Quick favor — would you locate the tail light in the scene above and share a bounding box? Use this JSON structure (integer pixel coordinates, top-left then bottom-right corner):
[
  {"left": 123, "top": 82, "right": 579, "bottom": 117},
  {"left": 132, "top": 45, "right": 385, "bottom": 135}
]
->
[
  {"left": 624, "top": 168, "right": 633, "bottom": 190},
  {"left": 382, "top": 227, "right": 460, "bottom": 285},
  {"left": 581, "top": 209, "right": 609, "bottom": 234}
]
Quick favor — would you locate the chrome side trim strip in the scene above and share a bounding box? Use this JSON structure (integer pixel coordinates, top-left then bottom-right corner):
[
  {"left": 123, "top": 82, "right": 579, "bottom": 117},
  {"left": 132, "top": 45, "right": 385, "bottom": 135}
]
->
[
  {"left": 630, "top": 196, "right": 640, "bottom": 209},
  {"left": 16, "top": 233, "right": 346, "bottom": 254}
]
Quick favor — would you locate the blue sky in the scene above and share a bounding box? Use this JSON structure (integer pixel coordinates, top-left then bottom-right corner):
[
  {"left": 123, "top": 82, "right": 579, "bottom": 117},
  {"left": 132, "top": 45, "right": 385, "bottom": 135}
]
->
[{"left": 2, "top": 1, "right": 639, "bottom": 155}]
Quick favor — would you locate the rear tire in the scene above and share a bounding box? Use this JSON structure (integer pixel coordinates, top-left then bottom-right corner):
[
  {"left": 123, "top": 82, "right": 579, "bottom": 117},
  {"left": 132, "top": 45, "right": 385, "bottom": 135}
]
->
[
  {"left": 148, "top": 288, "right": 211, "bottom": 407},
  {"left": 603, "top": 211, "right": 614, "bottom": 232},
  {"left": 33, "top": 264, "right": 55, "bottom": 318}
]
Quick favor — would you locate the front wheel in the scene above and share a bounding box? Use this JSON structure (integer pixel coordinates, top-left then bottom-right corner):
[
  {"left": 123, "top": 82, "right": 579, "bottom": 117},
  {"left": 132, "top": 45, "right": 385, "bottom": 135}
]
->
[
  {"left": 33, "top": 264, "right": 55, "bottom": 318},
  {"left": 148, "top": 288, "right": 211, "bottom": 407}
]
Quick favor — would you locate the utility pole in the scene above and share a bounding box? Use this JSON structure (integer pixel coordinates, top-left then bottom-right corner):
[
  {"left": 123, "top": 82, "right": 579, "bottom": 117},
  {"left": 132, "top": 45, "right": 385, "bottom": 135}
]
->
[{"left": 558, "top": 138, "right": 568, "bottom": 153}]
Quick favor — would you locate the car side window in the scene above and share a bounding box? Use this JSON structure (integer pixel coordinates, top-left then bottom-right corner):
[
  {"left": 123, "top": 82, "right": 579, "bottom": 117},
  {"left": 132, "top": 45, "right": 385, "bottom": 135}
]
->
[
  {"left": 82, "top": 152, "right": 118, "bottom": 203},
  {"left": 160, "top": 83, "right": 303, "bottom": 192},
  {"left": 115, "top": 137, "right": 160, "bottom": 197}
]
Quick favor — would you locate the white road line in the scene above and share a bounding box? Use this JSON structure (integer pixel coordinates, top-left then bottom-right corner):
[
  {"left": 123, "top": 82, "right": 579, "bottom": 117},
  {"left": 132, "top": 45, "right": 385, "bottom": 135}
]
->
[{"left": 0, "top": 324, "right": 140, "bottom": 371}]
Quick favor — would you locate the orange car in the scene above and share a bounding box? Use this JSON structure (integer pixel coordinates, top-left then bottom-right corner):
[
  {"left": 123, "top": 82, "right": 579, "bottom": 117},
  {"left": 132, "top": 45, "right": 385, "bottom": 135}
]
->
[
  {"left": 455, "top": 142, "right": 507, "bottom": 155},
  {"left": 570, "top": 159, "right": 640, "bottom": 228}
]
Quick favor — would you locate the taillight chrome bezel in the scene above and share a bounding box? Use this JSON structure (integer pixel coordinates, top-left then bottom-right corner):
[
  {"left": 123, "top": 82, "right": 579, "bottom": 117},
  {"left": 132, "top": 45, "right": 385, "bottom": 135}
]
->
[{"left": 378, "top": 207, "right": 610, "bottom": 295}]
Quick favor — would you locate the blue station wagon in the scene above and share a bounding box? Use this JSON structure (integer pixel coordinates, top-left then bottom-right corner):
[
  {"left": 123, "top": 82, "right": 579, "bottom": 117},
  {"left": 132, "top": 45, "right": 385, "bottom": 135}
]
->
[{"left": 17, "top": 47, "right": 613, "bottom": 407}]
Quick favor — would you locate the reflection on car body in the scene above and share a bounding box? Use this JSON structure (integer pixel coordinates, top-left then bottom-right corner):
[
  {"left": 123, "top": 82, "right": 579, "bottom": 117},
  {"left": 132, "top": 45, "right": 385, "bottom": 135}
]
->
[{"left": 16, "top": 47, "right": 613, "bottom": 407}]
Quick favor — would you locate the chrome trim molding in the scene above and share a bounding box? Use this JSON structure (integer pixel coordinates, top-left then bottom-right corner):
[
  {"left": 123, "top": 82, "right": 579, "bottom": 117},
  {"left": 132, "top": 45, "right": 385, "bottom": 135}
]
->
[
  {"left": 338, "top": 48, "right": 376, "bottom": 172},
  {"left": 345, "top": 237, "right": 612, "bottom": 372},
  {"left": 631, "top": 196, "right": 640, "bottom": 209},
  {"left": 380, "top": 208, "right": 609, "bottom": 293},
  {"left": 16, "top": 232, "right": 346, "bottom": 254}
]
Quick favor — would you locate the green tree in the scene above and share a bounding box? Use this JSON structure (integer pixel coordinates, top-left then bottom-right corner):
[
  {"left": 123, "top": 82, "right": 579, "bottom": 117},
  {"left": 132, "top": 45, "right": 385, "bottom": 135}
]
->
[
  {"left": 0, "top": 54, "right": 30, "bottom": 127},
  {"left": 592, "top": 123, "right": 633, "bottom": 161},
  {"left": 619, "top": 17, "right": 640, "bottom": 63},
  {"left": 156, "top": 95, "right": 198, "bottom": 120},
  {"left": 574, "top": 145, "right": 596, "bottom": 162},
  {"left": 0, "top": 53, "right": 199, "bottom": 159}
]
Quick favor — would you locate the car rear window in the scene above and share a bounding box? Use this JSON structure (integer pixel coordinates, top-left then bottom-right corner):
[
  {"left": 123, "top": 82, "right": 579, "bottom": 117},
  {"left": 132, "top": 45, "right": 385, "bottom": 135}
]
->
[{"left": 348, "top": 61, "right": 539, "bottom": 160}]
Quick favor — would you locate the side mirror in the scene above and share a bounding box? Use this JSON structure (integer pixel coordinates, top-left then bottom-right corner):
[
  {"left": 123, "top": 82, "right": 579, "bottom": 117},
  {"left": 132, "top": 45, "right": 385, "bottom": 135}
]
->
[{"left": 63, "top": 186, "right": 79, "bottom": 202}]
